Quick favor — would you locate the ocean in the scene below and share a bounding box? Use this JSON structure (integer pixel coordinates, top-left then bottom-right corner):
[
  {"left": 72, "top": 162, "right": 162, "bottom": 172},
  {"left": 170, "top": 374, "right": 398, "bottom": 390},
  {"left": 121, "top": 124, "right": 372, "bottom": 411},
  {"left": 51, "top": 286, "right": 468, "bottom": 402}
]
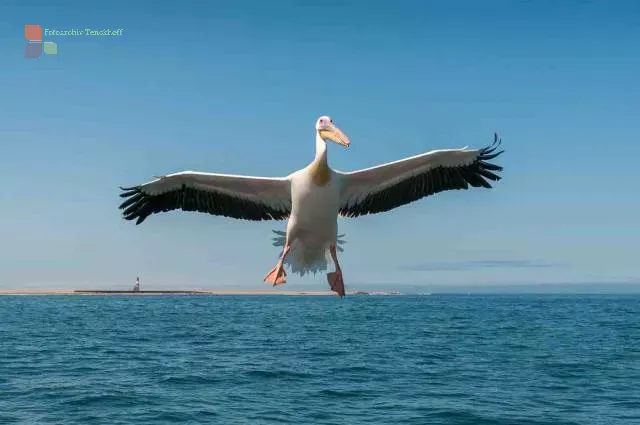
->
[{"left": 1, "top": 294, "right": 638, "bottom": 424}]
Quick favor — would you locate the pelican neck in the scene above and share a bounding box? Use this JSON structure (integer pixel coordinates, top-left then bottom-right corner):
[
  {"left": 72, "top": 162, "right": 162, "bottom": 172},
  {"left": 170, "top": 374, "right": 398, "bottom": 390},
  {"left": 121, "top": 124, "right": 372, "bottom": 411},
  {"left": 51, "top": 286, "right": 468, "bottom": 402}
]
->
[{"left": 315, "top": 132, "right": 328, "bottom": 162}]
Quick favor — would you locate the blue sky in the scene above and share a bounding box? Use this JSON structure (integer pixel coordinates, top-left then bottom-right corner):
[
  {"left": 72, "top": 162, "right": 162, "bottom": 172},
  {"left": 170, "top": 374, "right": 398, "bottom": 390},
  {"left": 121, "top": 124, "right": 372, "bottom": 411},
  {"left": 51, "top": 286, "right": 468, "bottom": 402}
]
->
[{"left": 1, "top": 0, "right": 638, "bottom": 291}]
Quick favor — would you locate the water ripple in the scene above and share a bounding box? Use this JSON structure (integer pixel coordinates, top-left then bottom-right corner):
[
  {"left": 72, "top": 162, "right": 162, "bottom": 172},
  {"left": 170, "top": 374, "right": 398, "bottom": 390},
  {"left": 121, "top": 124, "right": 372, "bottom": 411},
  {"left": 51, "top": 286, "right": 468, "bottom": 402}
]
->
[{"left": 0, "top": 294, "right": 638, "bottom": 424}]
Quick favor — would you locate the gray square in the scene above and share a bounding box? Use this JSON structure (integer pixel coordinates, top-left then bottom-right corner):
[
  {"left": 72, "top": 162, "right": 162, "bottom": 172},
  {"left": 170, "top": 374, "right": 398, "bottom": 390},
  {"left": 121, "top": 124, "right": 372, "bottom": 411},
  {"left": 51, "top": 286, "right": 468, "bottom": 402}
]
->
[{"left": 25, "top": 42, "right": 41, "bottom": 58}]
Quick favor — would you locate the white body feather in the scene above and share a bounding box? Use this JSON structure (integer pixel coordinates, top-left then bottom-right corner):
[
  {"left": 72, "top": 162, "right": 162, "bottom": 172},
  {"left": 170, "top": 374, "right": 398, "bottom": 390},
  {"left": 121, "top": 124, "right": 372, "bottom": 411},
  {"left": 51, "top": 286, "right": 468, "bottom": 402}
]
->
[{"left": 282, "top": 168, "right": 342, "bottom": 275}]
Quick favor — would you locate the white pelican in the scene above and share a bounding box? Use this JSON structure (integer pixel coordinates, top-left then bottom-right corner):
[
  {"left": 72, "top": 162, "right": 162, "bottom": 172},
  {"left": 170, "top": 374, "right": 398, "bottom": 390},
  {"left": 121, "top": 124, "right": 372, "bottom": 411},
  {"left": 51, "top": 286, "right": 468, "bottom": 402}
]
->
[{"left": 119, "top": 116, "right": 504, "bottom": 297}]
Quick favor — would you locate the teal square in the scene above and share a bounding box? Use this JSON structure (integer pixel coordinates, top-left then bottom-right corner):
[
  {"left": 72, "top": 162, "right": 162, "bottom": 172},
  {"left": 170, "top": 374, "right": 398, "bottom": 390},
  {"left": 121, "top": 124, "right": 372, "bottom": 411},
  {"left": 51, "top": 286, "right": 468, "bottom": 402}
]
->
[{"left": 43, "top": 42, "right": 57, "bottom": 55}]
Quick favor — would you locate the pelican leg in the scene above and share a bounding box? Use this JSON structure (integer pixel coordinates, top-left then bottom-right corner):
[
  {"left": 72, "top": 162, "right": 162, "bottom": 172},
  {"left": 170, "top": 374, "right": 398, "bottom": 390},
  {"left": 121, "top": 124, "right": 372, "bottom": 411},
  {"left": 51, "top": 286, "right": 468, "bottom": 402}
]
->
[
  {"left": 264, "top": 245, "right": 290, "bottom": 286},
  {"left": 327, "top": 245, "right": 345, "bottom": 298}
]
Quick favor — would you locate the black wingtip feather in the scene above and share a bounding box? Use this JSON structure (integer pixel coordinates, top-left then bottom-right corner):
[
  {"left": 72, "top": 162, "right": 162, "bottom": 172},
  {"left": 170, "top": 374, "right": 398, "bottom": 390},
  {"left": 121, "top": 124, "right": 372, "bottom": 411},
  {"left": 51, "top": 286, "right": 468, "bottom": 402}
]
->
[{"left": 481, "top": 150, "right": 504, "bottom": 161}]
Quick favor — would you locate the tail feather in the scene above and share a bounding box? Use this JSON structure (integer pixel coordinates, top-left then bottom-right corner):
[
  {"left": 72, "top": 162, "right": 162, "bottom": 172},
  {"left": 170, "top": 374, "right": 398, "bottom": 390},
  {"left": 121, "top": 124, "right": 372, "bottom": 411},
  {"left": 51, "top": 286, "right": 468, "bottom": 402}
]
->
[
  {"left": 283, "top": 245, "right": 328, "bottom": 276},
  {"left": 271, "top": 229, "right": 346, "bottom": 276},
  {"left": 271, "top": 229, "right": 346, "bottom": 252}
]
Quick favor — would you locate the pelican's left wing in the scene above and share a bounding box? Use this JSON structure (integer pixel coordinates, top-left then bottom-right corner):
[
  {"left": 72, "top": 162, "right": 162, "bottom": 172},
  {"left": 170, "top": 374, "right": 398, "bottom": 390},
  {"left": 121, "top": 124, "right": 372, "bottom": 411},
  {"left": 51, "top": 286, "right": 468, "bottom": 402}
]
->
[
  {"left": 337, "top": 134, "right": 504, "bottom": 217},
  {"left": 119, "top": 171, "right": 291, "bottom": 224}
]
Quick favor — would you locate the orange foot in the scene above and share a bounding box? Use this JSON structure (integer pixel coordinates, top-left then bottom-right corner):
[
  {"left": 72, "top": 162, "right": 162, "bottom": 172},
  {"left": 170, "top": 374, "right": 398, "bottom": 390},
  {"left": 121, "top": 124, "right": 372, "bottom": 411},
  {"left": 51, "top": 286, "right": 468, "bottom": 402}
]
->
[
  {"left": 327, "top": 271, "right": 345, "bottom": 298},
  {"left": 264, "top": 264, "right": 287, "bottom": 286}
]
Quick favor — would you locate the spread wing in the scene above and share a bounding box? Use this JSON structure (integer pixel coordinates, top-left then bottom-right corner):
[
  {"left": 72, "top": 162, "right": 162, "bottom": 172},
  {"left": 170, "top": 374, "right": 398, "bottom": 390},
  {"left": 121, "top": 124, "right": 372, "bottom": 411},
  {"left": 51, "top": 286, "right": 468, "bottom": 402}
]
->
[
  {"left": 119, "top": 171, "right": 291, "bottom": 224},
  {"left": 337, "top": 133, "right": 504, "bottom": 217}
]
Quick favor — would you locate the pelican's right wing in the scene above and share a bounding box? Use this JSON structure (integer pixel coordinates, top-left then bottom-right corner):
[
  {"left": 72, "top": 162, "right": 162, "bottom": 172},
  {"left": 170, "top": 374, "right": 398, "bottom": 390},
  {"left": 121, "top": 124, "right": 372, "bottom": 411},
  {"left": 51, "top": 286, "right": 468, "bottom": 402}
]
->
[
  {"left": 119, "top": 171, "right": 291, "bottom": 224},
  {"left": 336, "top": 134, "right": 504, "bottom": 217}
]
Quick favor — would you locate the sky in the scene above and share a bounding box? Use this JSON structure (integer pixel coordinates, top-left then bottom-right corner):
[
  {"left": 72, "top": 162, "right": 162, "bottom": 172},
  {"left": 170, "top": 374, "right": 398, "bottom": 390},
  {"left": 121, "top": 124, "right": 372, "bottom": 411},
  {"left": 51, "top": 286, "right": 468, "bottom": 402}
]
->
[{"left": 0, "top": 0, "right": 639, "bottom": 291}]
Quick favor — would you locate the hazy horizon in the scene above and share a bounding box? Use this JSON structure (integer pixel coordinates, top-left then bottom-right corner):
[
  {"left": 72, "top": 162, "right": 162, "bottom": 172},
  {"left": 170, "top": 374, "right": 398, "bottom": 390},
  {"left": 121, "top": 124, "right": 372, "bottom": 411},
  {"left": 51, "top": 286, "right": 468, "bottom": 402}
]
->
[{"left": 2, "top": 281, "right": 639, "bottom": 295}]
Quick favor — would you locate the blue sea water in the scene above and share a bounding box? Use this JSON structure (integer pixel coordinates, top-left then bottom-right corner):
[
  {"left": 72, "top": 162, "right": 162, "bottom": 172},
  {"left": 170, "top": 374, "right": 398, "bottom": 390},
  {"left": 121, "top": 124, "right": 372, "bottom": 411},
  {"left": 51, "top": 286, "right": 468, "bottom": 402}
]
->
[{"left": 0, "top": 295, "right": 638, "bottom": 425}]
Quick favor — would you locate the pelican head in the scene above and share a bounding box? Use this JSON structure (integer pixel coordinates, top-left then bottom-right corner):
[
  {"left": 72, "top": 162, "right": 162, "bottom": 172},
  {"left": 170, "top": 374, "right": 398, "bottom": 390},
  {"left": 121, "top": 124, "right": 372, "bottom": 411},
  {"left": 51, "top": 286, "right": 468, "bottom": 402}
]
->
[{"left": 316, "top": 115, "right": 350, "bottom": 148}]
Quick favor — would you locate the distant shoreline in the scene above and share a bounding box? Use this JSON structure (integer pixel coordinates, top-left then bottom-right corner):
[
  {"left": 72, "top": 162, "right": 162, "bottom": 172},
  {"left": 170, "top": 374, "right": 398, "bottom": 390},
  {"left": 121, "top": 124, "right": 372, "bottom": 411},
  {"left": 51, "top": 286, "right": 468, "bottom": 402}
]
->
[
  {"left": 0, "top": 289, "right": 350, "bottom": 296},
  {"left": 2, "top": 285, "right": 638, "bottom": 296}
]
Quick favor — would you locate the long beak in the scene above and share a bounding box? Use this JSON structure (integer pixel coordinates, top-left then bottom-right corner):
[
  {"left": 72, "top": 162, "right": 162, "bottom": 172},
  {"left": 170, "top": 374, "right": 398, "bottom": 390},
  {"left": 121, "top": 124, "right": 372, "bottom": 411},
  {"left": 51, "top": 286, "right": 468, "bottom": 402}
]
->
[{"left": 319, "top": 124, "right": 350, "bottom": 148}]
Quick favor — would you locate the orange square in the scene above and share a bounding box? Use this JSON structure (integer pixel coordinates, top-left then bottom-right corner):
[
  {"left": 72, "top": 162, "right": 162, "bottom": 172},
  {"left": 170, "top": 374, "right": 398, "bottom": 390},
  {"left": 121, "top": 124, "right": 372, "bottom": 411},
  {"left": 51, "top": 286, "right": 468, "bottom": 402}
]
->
[{"left": 25, "top": 25, "right": 42, "bottom": 41}]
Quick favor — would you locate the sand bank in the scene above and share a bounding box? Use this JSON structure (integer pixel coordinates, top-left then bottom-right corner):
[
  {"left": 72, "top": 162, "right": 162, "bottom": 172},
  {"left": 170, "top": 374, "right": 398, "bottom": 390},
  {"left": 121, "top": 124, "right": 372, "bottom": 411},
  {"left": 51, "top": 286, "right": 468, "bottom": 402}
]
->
[{"left": 0, "top": 289, "right": 349, "bottom": 296}]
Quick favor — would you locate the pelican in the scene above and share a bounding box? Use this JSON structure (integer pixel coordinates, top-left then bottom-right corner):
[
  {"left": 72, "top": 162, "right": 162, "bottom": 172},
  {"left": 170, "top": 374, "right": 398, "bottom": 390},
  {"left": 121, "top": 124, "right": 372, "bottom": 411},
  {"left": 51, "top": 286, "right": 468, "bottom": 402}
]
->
[{"left": 119, "top": 116, "right": 504, "bottom": 297}]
